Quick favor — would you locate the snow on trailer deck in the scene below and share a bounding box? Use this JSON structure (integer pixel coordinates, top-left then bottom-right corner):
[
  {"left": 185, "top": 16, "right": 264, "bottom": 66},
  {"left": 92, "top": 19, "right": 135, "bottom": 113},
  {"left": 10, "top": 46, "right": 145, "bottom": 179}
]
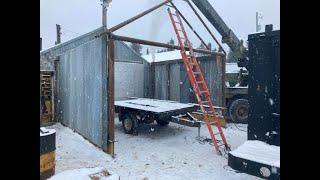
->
[{"left": 115, "top": 98, "right": 196, "bottom": 113}]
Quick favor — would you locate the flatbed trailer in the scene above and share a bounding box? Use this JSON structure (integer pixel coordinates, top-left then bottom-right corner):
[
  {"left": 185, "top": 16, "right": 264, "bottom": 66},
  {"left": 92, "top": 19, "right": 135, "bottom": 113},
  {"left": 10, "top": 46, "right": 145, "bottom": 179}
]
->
[{"left": 115, "top": 98, "right": 202, "bottom": 134}]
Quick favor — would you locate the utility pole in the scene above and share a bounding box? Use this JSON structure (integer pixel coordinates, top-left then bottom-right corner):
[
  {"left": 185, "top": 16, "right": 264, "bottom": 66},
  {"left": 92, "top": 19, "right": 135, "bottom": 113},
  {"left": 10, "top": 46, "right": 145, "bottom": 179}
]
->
[
  {"left": 55, "top": 24, "right": 61, "bottom": 45},
  {"left": 40, "top": 37, "right": 42, "bottom": 51}
]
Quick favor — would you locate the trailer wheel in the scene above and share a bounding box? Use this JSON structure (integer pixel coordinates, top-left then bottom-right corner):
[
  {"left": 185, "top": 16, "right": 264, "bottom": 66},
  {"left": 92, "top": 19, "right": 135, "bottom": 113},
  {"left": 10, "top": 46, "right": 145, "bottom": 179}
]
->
[
  {"left": 121, "top": 113, "right": 138, "bottom": 134},
  {"left": 229, "top": 98, "right": 249, "bottom": 123},
  {"left": 156, "top": 119, "right": 170, "bottom": 126}
]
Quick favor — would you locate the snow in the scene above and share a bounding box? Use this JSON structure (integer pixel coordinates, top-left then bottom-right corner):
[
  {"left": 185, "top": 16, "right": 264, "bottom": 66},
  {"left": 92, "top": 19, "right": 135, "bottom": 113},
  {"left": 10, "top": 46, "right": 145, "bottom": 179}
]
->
[
  {"left": 115, "top": 98, "right": 196, "bottom": 113},
  {"left": 47, "top": 122, "right": 263, "bottom": 180},
  {"left": 226, "top": 63, "right": 246, "bottom": 74},
  {"left": 142, "top": 50, "right": 205, "bottom": 63},
  {"left": 40, "top": 127, "right": 56, "bottom": 136},
  {"left": 227, "top": 86, "right": 248, "bottom": 89},
  {"left": 49, "top": 167, "right": 119, "bottom": 180},
  {"left": 229, "top": 140, "right": 280, "bottom": 168},
  {"left": 142, "top": 50, "right": 184, "bottom": 63}
]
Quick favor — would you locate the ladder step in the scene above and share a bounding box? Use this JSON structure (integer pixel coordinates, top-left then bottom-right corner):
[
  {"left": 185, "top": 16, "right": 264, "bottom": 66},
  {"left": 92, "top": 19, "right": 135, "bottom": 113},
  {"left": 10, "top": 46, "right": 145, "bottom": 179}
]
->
[
  {"left": 200, "top": 90, "right": 208, "bottom": 94},
  {"left": 168, "top": 8, "right": 229, "bottom": 154},
  {"left": 201, "top": 101, "right": 209, "bottom": 104}
]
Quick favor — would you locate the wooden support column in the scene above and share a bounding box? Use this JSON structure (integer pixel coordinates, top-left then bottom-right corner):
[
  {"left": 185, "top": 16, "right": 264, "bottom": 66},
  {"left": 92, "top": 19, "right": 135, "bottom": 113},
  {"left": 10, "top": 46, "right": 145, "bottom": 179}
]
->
[
  {"left": 216, "top": 54, "right": 226, "bottom": 116},
  {"left": 106, "top": 38, "right": 115, "bottom": 157}
]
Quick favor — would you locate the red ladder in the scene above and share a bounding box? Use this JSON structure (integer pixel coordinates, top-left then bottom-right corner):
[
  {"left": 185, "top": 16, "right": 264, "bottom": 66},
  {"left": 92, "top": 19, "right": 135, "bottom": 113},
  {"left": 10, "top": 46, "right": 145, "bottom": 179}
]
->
[{"left": 167, "top": 8, "right": 230, "bottom": 154}]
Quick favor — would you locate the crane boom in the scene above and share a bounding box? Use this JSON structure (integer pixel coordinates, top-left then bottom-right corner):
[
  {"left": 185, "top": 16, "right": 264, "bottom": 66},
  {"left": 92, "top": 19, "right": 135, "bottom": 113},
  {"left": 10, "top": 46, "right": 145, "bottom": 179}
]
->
[{"left": 190, "top": 0, "right": 247, "bottom": 60}]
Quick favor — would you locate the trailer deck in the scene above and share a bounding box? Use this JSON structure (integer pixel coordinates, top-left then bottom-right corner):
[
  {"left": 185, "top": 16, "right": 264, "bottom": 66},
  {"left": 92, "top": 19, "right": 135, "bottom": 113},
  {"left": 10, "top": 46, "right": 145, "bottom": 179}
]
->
[
  {"left": 115, "top": 98, "right": 196, "bottom": 113},
  {"left": 115, "top": 98, "right": 201, "bottom": 134}
]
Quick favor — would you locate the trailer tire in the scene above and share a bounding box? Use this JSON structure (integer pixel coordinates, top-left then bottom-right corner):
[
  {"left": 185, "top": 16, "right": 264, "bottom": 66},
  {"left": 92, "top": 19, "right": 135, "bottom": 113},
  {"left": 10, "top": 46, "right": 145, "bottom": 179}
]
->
[
  {"left": 229, "top": 98, "right": 249, "bottom": 123},
  {"left": 156, "top": 119, "right": 170, "bottom": 126},
  {"left": 121, "top": 113, "right": 138, "bottom": 134}
]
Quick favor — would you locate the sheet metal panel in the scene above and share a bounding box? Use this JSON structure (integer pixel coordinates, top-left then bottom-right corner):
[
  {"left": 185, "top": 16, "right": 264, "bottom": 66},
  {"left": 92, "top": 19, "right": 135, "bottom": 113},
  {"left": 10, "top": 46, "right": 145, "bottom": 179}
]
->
[
  {"left": 154, "top": 64, "right": 169, "bottom": 100},
  {"left": 57, "top": 36, "right": 106, "bottom": 147},
  {"left": 41, "top": 28, "right": 150, "bottom": 148},
  {"left": 169, "top": 63, "right": 180, "bottom": 101},
  {"left": 152, "top": 55, "right": 224, "bottom": 107}
]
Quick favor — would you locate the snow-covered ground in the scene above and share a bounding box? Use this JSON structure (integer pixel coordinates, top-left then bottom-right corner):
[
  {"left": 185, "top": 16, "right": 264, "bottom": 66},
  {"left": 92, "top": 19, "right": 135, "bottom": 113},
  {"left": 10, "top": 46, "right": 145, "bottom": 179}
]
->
[{"left": 48, "top": 119, "right": 262, "bottom": 180}]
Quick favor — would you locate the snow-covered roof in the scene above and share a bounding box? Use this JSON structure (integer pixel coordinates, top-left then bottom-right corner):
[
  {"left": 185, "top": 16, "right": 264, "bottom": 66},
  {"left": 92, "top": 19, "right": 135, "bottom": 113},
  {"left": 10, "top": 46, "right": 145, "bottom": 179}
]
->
[
  {"left": 142, "top": 51, "right": 245, "bottom": 75},
  {"left": 141, "top": 50, "right": 209, "bottom": 63},
  {"left": 142, "top": 50, "right": 183, "bottom": 63},
  {"left": 226, "top": 63, "right": 246, "bottom": 74}
]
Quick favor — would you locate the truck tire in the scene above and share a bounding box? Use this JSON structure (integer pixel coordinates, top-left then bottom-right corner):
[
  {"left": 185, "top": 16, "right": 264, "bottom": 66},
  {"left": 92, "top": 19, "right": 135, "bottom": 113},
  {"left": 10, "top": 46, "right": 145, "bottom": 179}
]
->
[
  {"left": 121, "top": 113, "right": 138, "bottom": 134},
  {"left": 229, "top": 98, "right": 249, "bottom": 123},
  {"left": 156, "top": 119, "right": 170, "bottom": 126}
]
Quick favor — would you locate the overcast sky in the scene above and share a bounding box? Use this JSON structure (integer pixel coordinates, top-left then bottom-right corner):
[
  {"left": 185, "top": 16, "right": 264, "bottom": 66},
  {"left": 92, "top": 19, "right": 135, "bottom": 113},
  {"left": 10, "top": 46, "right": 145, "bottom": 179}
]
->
[{"left": 40, "top": 0, "right": 280, "bottom": 53}]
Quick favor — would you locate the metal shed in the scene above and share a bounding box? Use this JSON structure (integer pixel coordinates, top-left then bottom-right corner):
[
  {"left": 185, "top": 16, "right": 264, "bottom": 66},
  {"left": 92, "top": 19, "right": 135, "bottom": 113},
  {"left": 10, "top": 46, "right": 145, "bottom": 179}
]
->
[
  {"left": 40, "top": 27, "right": 150, "bottom": 150},
  {"left": 142, "top": 50, "right": 226, "bottom": 108}
]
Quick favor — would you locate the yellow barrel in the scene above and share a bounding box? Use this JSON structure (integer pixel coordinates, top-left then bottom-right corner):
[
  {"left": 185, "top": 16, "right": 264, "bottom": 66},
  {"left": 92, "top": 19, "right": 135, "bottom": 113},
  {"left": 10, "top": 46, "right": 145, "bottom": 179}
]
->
[{"left": 40, "top": 127, "right": 56, "bottom": 180}]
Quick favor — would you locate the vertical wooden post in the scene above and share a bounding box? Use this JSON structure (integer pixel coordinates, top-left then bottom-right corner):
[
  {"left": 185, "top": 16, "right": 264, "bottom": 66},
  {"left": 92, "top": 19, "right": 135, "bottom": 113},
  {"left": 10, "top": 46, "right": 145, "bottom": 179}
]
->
[
  {"left": 106, "top": 38, "right": 115, "bottom": 157},
  {"left": 217, "top": 54, "right": 226, "bottom": 115},
  {"left": 53, "top": 58, "right": 59, "bottom": 123}
]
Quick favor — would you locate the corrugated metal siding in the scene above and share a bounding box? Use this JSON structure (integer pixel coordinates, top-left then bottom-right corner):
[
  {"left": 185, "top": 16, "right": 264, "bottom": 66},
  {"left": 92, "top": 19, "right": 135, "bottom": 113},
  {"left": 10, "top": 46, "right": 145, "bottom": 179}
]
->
[
  {"left": 115, "top": 62, "right": 145, "bottom": 100},
  {"left": 154, "top": 64, "right": 169, "bottom": 100},
  {"left": 57, "top": 36, "right": 106, "bottom": 147},
  {"left": 115, "top": 41, "right": 143, "bottom": 63},
  {"left": 114, "top": 40, "right": 151, "bottom": 100},
  {"left": 152, "top": 55, "right": 225, "bottom": 107},
  {"left": 41, "top": 28, "right": 150, "bottom": 149},
  {"left": 169, "top": 63, "right": 180, "bottom": 101}
]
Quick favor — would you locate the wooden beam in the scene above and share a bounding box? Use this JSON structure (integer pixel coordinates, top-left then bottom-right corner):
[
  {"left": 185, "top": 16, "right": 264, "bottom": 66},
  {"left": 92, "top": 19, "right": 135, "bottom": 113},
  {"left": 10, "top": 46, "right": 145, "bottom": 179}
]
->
[
  {"left": 109, "top": 34, "right": 224, "bottom": 56},
  {"left": 97, "top": 0, "right": 172, "bottom": 37},
  {"left": 106, "top": 38, "right": 115, "bottom": 157}
]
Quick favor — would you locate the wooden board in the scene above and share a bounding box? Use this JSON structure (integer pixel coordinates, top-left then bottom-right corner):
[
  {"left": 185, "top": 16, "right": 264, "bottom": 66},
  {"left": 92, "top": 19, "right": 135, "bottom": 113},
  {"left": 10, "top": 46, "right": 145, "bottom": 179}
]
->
[{"left": 191, "top": 112, "right": 226, "bottom": 127}]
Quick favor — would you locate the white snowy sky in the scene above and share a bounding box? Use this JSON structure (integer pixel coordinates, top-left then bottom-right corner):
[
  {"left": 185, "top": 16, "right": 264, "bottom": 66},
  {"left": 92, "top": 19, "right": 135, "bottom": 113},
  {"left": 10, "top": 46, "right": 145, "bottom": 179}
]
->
[{"left": 40, "top": 0, "right": 280, "bottom": 53}]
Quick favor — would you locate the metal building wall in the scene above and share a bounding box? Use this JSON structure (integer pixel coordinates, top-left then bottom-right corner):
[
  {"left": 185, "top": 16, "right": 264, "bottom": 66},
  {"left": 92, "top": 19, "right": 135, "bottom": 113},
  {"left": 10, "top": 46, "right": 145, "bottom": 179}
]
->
[
  {"left": 40, "top": 27, "right": 151, "bottom": 149},
  {"left": 152, "top": 54, "right": 225, "bottom": 107},
  {"left": 114, "top": 41, "right": 151, "bottom": 100},
  {"left": 40, "top": 27, "right": 108, "bottom": 148},
  {"left": 57, "top": 36, "right": 107, "bottom": 148}
]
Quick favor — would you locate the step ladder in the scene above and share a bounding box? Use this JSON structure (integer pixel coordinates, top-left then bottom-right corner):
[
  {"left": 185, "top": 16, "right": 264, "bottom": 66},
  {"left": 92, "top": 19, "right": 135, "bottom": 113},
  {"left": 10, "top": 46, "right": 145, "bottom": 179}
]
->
[{"left": 167, "top": 7, "right": 230, "bottom": 154}]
